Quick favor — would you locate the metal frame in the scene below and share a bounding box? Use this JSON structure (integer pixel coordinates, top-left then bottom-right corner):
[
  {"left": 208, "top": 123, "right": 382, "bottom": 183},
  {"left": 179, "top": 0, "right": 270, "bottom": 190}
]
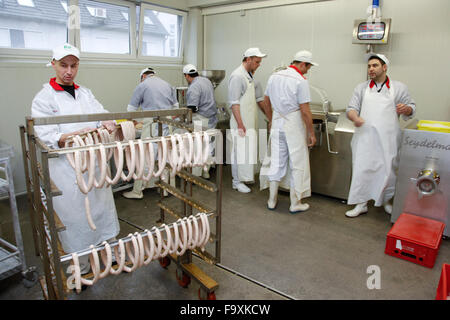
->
[
  {"left": 20, "top": 109, "right": 223, "bottom": 300},
  {"left": 0, "top": 155, "right": 36, "bottom": 284}
]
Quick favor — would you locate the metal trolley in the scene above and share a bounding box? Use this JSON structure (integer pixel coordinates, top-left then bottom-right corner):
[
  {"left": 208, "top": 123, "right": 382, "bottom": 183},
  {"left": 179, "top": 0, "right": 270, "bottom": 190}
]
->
[
  {"left": 19, "top": 109, "right": 223, "bottom": 300},
  {"left": 0, "top": 143, "right": 38, "bottom": 287}
]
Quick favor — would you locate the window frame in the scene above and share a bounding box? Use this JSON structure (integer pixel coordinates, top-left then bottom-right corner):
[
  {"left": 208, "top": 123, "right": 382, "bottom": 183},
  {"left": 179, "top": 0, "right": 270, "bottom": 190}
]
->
[
  {"left": 0, "top": 0, "right": 137, "bottom": 61},
  {"left": 75, "top": 0, "right": 137, "bottom": 61},
  {"left": 137, "top": 3, "right": 187, "bottom": 63}
]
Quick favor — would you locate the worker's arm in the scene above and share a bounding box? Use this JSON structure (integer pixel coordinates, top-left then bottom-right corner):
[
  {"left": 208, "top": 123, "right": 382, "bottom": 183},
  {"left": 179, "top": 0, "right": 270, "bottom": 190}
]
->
[
  {"left": 231, "top": 104, "right": 246, "bottom": 137},
  {"left": 395, "top": 82, "right": 416, "bottom": 120},
  {"left": 300, "top": 102, "right": 316, "bottom": 147},
  {"left": 347, "top": 109, "right": 365, "bottom": 127},
  {"left": 263, "top": 95, "right": 273, "bottom": 131}
]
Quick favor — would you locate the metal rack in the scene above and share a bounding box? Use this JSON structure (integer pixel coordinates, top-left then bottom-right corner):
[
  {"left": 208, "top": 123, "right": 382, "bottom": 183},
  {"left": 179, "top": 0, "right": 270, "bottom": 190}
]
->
[
  {"left": 19, "top": 109, "right": 223, "bottom": 300},
  {"left": 0, "top": 148, "right": 38, "bottom": 287}
]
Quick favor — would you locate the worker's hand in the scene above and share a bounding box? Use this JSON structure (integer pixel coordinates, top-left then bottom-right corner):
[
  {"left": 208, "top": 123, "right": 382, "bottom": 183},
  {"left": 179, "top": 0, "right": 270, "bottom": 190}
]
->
[
  {"left": 101, "top": 120, "right": 116, "bottom": 133},
  {"left": 396, "top": 104, "right": 412, "bottom": 116},
  {"left": 308, "top": 132, "right": 317, "bottom": 148},
  {"left": 353, "top": 116, "right": 365, "bottom": 127},
  {"left": 237, "top": 123, "right": 246, "bottom": 137}
]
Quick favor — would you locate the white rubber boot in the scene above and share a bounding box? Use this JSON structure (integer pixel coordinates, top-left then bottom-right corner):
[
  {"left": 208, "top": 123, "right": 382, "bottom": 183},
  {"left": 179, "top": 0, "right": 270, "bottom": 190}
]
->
[
  {"left": 267, "top": 181, "right": 279, "bottom": 210},
  {"left": 345, "top": 202, "right": 368, "bottom": 218},
  {"left": 289, "top": 189, "right": 309, "bottom": 213},
  {"left": 383, "top": 200, "right": 393, "bottom": 214}
]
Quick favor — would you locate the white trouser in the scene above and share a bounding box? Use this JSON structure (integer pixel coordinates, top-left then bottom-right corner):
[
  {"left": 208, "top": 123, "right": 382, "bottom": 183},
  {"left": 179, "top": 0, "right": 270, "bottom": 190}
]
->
[{"left": 267, "top": 130, "right": 295, "bottom": 188}]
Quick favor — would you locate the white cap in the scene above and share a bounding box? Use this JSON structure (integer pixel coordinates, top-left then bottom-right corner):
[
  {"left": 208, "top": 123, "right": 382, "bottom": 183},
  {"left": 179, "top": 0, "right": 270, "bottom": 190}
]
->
[
  {"left": 140, "top": 67, "right": 155, "bottom": 78},
  {"left": 366, "top": 53, "right": 389, "bottom": 67},
  {"left": 46, "top": 43, "right": 80, "bottom": 66},
  {"left": 183, "top": 64, "right": 198, "bottom": 74},
  {"left": 243, "top": 47, "right": 267, "bottom": 58},
  {"left": 293, "top": 50, "right": 318, "bottom": 66}
]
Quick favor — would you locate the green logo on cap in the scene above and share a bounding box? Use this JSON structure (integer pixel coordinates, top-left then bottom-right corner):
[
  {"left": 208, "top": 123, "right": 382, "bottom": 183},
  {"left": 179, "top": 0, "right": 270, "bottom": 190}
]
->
[{"left": 64, "top": 45, "right": 72, "bottom": 49}]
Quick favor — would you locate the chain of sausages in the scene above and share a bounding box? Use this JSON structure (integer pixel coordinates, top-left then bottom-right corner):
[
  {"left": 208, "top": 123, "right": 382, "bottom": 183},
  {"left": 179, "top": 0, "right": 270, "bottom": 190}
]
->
[
  {"left": 69, "top": 212, "right": 211, "bottom": 293},
  {"left": 64, "top": 122, "right": 212, "bottom": 231}
]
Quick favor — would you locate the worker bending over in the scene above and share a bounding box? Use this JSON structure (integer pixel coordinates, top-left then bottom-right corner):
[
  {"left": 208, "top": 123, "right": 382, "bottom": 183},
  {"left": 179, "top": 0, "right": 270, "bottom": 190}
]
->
[
  {"left": 260, "top": 50, "right": 317, "bottom": 213},
  {"left": 122, "top": 67, "right": 179, "bottom": 199},
  {"left": 345, "top": 53, "right": 416, "bottom": 218},
  {"left": 183, "top": 64, "right": 218, "bottom": 179}
]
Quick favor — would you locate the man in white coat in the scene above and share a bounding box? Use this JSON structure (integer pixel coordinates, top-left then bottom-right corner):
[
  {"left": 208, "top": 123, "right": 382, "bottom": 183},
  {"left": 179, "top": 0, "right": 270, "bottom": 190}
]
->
[
  {"left": 228, "top": 47, "right": 272, "bottom": 193},
  {"left": 122, "top": 67, "right": 179, "bottom": 199},
  {"left": 345, "top": 53, "right": 416, "bottom": 218},
  {"left": 260, "top": 50, "right": 317, "bottom": 213},
  {"left": 183, "top": 64, "right": 218, "bottom": 179},
  {"left": 31, "top": 43, "right": 119, "bottom": 274}
]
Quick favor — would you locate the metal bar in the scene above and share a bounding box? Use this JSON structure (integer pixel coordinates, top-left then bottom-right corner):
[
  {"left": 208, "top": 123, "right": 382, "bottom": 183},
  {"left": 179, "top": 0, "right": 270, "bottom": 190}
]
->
[
  {"left": 215, "top": 164, "right": 223, "bottom": 264},
  {"left": 27, "top": 134, "right": 56, "bottom": 299},
  {"left": 176, "top": 169, "right": 217, "bottom": 192},
  {"left": 40, "top": 150, "right": 65, "bottom": 299},
  {"left": 19, "top": 125, "right": 40, "bottom": 256},
  {"left": 28, "top": 109, "right": 190, "bottom": 126},
  {"left": 0, "top": 251, "right": 20, "bottom": 264},
  {"left": 59, "top": 212, "right": 215, "bottom": 263},
  {"left": 0, "top": 238, "right": 18, "bottom": 252},
  {"left": 46, "top": 129, "right": 222, "bottom": 155},
  {"left": 3, "top": 157, "right": 27, "bottom": 272},
  {"left": 155, "top": 181, "right": 215, "bottom": 213}
]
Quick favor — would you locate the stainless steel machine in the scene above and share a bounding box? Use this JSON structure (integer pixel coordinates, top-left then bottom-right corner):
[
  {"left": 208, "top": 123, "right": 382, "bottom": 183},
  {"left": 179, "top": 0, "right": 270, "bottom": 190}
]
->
[
  {"left": 391, "top": 128, "right": 450, "bottom": 237},
  {"left": 309, "top": 86, "right": 355, "bottom": 200}
]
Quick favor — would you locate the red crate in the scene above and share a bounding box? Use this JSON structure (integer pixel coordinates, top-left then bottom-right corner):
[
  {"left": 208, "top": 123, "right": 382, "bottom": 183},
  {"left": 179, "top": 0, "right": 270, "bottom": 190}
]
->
[
  {"left": 385, "top": 213, "right": 445, "bottom": 268},
  {"left": 435, "top": 264, "right": 450, "bottom": 300}
]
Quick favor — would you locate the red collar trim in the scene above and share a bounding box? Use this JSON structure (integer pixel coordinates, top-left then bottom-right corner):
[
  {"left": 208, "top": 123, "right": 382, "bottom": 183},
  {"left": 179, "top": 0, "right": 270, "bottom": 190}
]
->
[
  {"left": 49, "top": 77, "right": 79, "bottom": 91},
  {"left": 369, "top": 76, "right": 390, "bottom": 89},
  {"left": 288, "top": 65, "right": 306, "bottom": 79}
]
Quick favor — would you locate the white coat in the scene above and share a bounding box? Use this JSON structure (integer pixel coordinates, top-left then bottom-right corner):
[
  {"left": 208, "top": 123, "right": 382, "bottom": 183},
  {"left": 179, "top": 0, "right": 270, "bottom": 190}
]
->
[
  {"left": 259, "top": 67, "right": 311, "bottom": 199},
  {"left": 228, "top": 65, "right": 259, "bottom": 182},
  {"left": 347, "top": 82, "right": 401, "bottom": 206},
  {"left": 31, "top": 78, "right": 120, "bottom": 253}
]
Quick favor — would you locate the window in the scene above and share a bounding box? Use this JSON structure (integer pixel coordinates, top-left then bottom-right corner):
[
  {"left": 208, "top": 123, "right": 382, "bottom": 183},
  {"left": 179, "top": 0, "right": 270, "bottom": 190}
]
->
[
  {"left": 17, "top": 0, "right": 34, "bottom": 7},
  {"left": 60, "top": 0, "right": 68, "bottom": 13},
  {"left": 79, "top": 0, "right": 135, "bottom": 55},
  {"left": 138, "top": 4, "right": 186, "bottom": 60},
  {"left": 0, "top": 0, "right": 67, "bottom": 50}
]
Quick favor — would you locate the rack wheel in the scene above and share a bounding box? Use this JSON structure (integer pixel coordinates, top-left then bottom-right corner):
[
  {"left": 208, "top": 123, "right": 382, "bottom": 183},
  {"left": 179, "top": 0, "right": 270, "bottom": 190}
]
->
[
  {"left": 159, "top": 257, "right": 171, "bottom": 269},
  {"left": 22, "top": 267, "right": 38, "bottom": 288},
  {"left": 175, "top": 269, "right": 191, "bottom": 288},
  {"left": 198, "top": 288, "right": 216, "bottom": 300}
]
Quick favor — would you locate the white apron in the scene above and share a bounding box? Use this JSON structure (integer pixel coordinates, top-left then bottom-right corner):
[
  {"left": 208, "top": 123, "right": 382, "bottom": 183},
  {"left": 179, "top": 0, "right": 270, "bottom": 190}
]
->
[
  {"left": 259, "top": 109, "right": 311, "bottom": 199},
  {"left": 228, "top": 71, "right": 259, "bottom": 182},
  {"left": 33, "top": 84, "right": 120, "bottom": 253},
  {"left": 347, "top": 83, "right": 401, "bottom": 206}
]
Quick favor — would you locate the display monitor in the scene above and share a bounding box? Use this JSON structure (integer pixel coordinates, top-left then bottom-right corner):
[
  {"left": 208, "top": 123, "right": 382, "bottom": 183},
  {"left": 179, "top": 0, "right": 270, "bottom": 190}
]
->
[{"left": 352, "top": 18, "right": 391, "bottom": 44}]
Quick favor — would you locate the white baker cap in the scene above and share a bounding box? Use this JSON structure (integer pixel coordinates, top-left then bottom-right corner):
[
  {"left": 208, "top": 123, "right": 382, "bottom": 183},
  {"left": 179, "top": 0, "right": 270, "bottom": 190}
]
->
[
  {"left": 243, "top": 47, "right": 267, "bottom": 58},
  {"left": 183, "top": 64, "right": 198, "bottom": 74},
  {"left": 366, "top": 53, "right": 390, "bottom": 67},
  {"left": 140, "top": 67, "right": 155, "bottom": 78},
  {"left": 46, "top": 43, "right": 80, "bottom": 66},
  {"left": 52, "top": 43, "right": 80, "bottom": 61},
  {"left": 293, "top": 50, "right": 318, "bottom": 66}
]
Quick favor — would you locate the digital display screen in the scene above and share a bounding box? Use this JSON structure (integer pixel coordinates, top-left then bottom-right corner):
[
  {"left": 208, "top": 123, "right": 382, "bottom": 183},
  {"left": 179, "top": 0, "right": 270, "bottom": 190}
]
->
[{"left": 357, "top": 22, "right": 386, "bottom": 40}]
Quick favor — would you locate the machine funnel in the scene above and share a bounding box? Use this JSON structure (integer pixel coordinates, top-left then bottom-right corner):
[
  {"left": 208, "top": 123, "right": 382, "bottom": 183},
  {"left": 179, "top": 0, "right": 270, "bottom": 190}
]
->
[{"left": 199, "top": 70, "right": 225, "bottom": 89}]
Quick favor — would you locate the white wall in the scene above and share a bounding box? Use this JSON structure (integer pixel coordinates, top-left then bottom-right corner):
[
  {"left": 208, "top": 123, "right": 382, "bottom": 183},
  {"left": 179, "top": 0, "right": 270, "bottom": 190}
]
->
[
  {"left": 203, "top": 0, "right": 450, "bottom": 121},
  {"left": 0, "top": 60, "right": 184, "bottom": 195}
]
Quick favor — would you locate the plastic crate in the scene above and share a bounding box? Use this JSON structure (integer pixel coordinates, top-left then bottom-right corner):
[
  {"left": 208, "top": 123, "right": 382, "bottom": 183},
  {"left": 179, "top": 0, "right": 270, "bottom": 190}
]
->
[
  {"left": 435, "top": 264, "right": 450, "bottom": 300},
  {"left": 385, "top": 213, "right": 445, "bottom": 268},
  {"left": 0, "top": 140, "right": 14, "bottom": 160},
  {"left": 417, "top": 120, "right": 450, "bottom": 133}
]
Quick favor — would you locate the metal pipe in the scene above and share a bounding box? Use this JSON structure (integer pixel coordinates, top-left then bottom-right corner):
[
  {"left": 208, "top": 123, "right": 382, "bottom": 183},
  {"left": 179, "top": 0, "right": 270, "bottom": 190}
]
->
[{"left": 48, "top": 129, "right": 222, "bottom": 155}]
